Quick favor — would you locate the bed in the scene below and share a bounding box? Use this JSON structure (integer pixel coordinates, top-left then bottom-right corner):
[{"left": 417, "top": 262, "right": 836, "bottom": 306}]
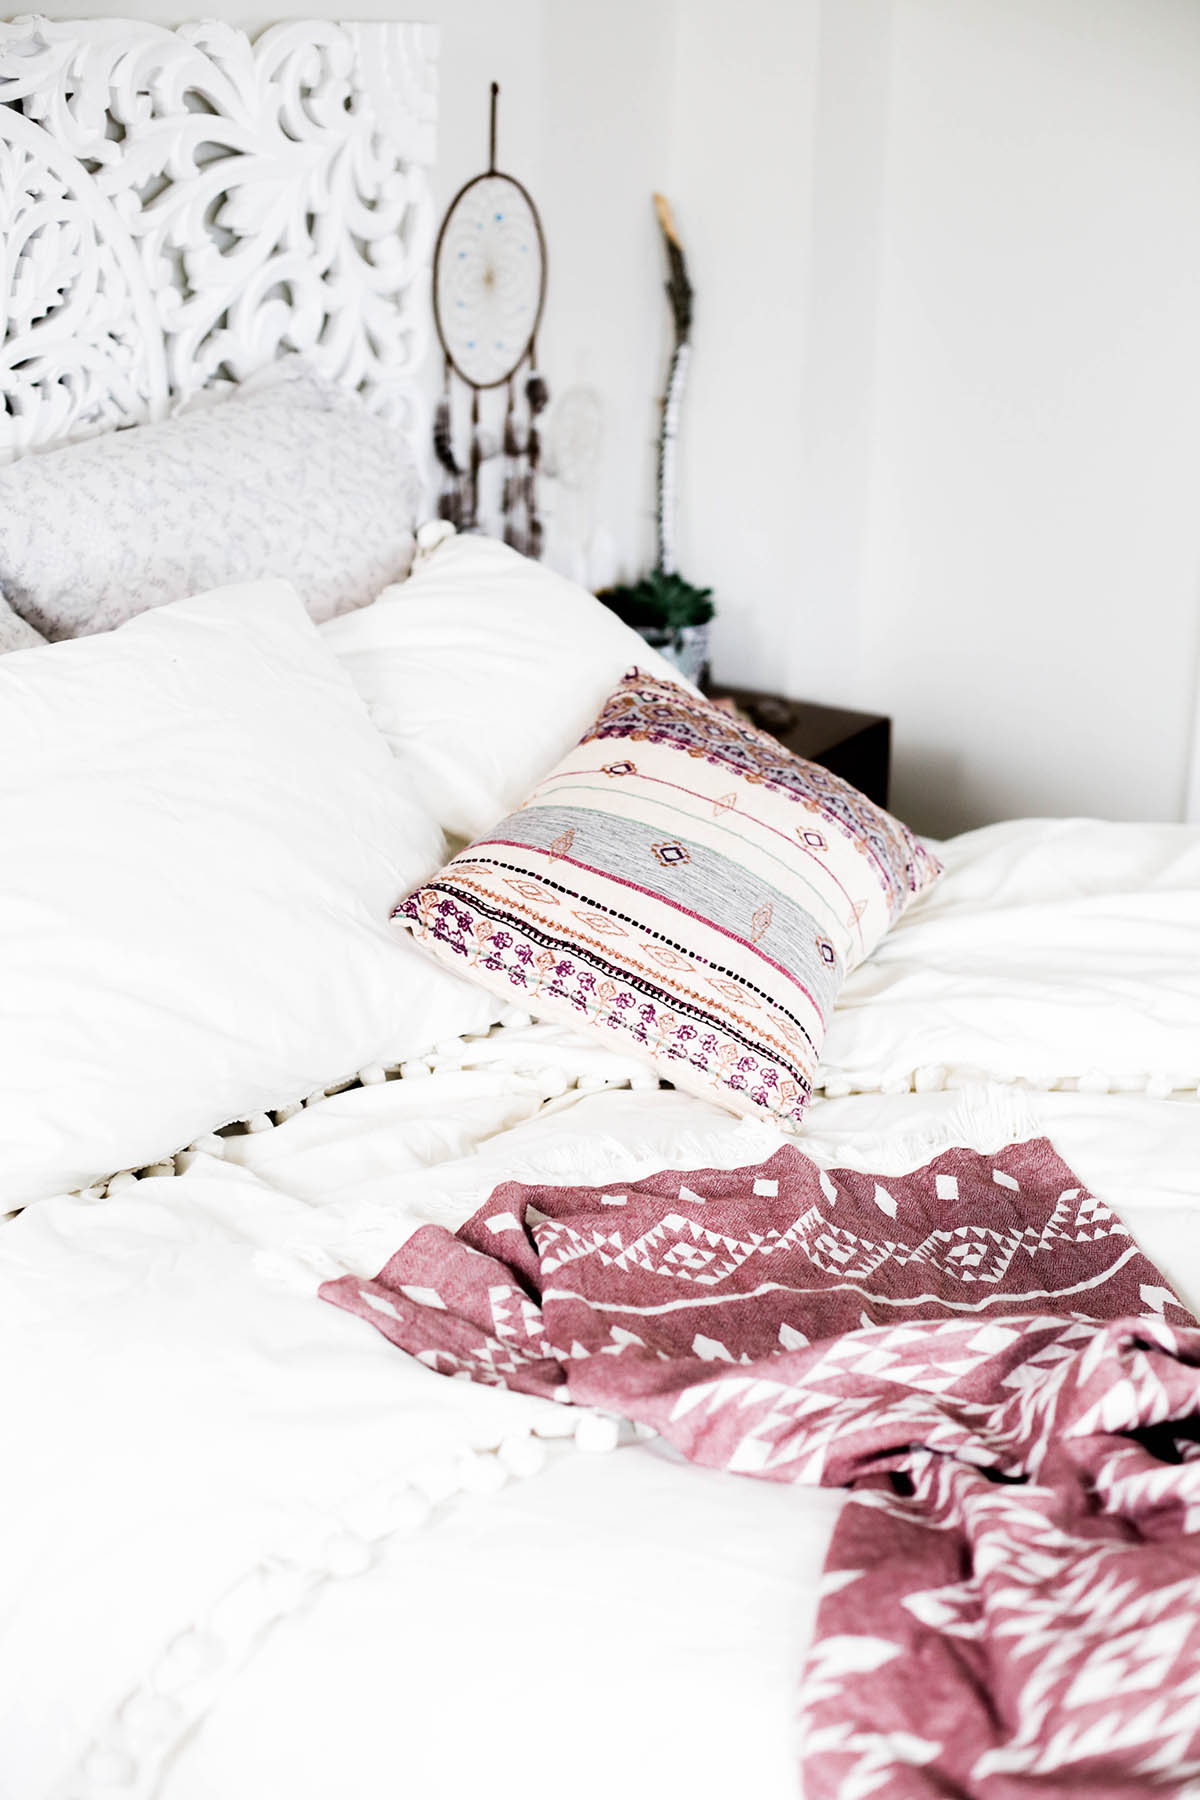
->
[{"left": 2, "top": 20, "right": 1200, "bottom": 1800}]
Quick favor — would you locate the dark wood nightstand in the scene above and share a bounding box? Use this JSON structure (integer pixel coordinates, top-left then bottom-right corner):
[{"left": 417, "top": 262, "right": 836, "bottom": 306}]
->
[{"left": 705, "top": 685, "right": 892, "bottom": 809}]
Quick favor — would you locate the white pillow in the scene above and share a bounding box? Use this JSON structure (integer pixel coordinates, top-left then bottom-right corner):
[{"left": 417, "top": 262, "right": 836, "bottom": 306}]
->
[
  {"left": 820, "top": 817, "right": 1200, "bottom": 1097},
  {"left": 321, "top": 531, "right": 688, "bottom": 841},
  {"left": 0, "top": 582, "right": 499, "bottom": 1207},
  {"left": 0, "top": 591, "right": 44, "bottom": 654},
  {"left": 0, "top": 362, "right": 419, "bottom": 639}
]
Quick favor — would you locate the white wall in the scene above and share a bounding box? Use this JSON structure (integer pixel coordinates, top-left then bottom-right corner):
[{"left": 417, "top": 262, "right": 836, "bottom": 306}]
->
[
  {"left": 667, "top": 0, "right": 822, "bottom": 686},
  {"left": 30, "top": 0, "right": 674, "bottom": 588},
  {"left": 411, "top": 0, "right": 677, "bottom": 589},
  {"left": 538, "top": 0, "right": 677, "bottom": 586},
  {"left": 669, "top": 0, "right": 1200, "bottom": 832},
  {"left": 25, "top": 0, "right": 1200, "bottom": 827},
  {"left": 859, "top": 0, "right": 1200, "bottom": 833}
]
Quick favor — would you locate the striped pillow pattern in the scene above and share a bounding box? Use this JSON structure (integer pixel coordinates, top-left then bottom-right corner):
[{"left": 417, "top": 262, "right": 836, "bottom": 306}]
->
[{"left": 394, "top": 672, "right": 940, "bottom": 1129}]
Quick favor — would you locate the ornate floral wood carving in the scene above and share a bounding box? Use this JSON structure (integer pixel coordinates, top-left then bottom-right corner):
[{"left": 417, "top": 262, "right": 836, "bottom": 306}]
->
[{"left": 0, "top": 17, "right": 437, "bottom": 461}]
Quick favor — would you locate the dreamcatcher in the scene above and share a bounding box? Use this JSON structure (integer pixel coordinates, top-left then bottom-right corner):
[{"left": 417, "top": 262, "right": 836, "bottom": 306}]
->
[{"left": 432, "top": 83, "right": 549, "bottom": 557}]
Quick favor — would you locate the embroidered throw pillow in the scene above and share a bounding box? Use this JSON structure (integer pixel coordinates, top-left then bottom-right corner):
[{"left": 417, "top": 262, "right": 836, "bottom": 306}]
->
[{"left": 394, "top": 672, "right": 941, "bottom": 1129}]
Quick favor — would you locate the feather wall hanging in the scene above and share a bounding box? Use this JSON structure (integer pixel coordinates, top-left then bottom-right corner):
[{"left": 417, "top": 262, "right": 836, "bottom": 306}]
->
[
  {"left": 597, "top": 194, "right": 713, "bottom": 687},
  {"left": 432, "top": 82, "right": 549, "bottom": 556}
]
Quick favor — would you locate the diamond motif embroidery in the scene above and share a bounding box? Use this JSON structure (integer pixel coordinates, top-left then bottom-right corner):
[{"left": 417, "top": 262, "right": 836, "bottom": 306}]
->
[{"left": 651, "top": 841, "right": 691, "bottom": 867}]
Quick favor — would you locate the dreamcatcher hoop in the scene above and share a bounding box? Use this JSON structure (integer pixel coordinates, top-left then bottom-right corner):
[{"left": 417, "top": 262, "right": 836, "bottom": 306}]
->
[
  {"left": 433, "top": 170, "right": 546, "bottom": 388},
  {"left": 431, "top": 83, "right": 549, "bottom": 555}
]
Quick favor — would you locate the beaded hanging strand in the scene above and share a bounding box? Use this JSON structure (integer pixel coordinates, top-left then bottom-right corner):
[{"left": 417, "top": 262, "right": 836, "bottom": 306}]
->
[
  {"left": 524, "top": 340, "right": 547, "bottom": 561},
  {"left": 433, "top": 354, "right": 465, "bottom": 527},
  {"left": 467, "top": 386, "right": 482, "bottom": 531},
  {"left": 502, "top": 374, "right": 521, "bottom": 550}
]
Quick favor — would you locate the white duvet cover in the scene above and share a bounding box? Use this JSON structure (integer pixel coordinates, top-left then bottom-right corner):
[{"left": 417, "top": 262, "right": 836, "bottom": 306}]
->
[
  {"left": 4, "top": 1021, "right": 1200, "bottom": 1800},
  {"left": 824, "top": 818, "right": 1200, "bottom": 1095}
]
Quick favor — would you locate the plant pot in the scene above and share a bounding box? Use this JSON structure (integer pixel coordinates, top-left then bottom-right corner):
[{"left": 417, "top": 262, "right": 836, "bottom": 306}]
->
[{"left": 637, "top": 622, "right": 710, "bottom": 687}]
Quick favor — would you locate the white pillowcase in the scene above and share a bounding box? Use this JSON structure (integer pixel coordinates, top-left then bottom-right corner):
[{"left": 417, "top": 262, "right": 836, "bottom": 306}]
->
[
  {"left": 0, "top": 582, "right": 499, "bottom": 1207},
  {"left": 321, "top": 531, "right": 687, "bottom": 842},
  {"left": 0, "top": 362, "right": 419, "bottom": 640},
  {"left": 0, "top": 591, "right": 44, "bottom": 654},
  {"left": 821, "top": 817, "right": 1200, "bottom": 1096}
]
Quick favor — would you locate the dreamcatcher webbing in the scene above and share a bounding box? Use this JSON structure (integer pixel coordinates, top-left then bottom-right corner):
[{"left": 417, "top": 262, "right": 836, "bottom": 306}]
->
[{"left": 431, "top": 84, "right": 548, "bottom": 557}]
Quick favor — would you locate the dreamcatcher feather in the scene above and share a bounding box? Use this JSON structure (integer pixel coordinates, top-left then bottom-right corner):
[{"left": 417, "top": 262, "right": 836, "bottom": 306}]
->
[{"left": 432, "top": 85, "right": 549, "bottom": 555}]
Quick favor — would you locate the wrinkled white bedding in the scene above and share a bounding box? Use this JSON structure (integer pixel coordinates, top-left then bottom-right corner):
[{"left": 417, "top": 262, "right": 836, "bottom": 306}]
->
[
  {"left": 4, "top": 1014, "right": 1200, "bottom": 1800},
  {"left": 824, "top": 818, "right": 1200, "bottom": 1095}
]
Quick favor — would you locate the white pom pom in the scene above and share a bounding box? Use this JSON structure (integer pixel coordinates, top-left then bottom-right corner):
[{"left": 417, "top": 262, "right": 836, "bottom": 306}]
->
[
  {"left": 575, "top": 1074, "right": 610, "bottom": 1094},
  {"left": 399, "top": 1060, "right": 432, "bottom": 1080},
  {"left": 358, "top": 1063, "right": 387, "bottom": 1086},
  {"left": 574, "top": 1411, "right": 620, "bottom": 1455},
  {"left": 629, "top": 1068, "right": 659, "bottom": 1090},
  {"left": 253, "top": 1563, "right": 309, "bottom": 1613},
  {"left": 502, "top": 1007, "right": 533, "bottom": 1030},
  {"left": 246, "top": 1113, "right": 273, "bottom": 1133},
  {"left": 533, "top": 1405, "right": 578, "bottom": 1437},
  {"left": 106, "top": 1171, "right": 139, "bottom": 1197},
  {"left": 412, "top": 1457, "right": 461, "bottom": 1504},
  {"left": 186, "top": 1133, "right": 225, "bottom": 1158},
  {"left": 539, "top": 1069, "right": 569, "bottom": 1098},
  {"left": 416, "top": 517, "right": 456, "bottom": 554},
  {"left": 83, "top": 1744, "right": 137, "bottom": 1787},
  {"left": 320, "top": 1531, "right": 374, "bottom": 1578},
  {"left": 274, "top": 1100, "right": 303, "bottom": 1123},
  {"left": 912, "top": 1064, "right": 948, "bottom": 1093},
  {"left": 141, "top": 1162, "right": 175, "bottom": 1181},
  {"left": 820, "top": 1074, "right": 853, "bottom": 1099},
  {"left": 386, "top": 1488, "right": 433, "bottom": 1534},
  {"left": 158, "top": 1629, "right": 222, "bottom": 1687},
  {"left": 121, "top": 1690, "right": 183, "bottom": 1747},
  {"left": 457, "top": 1450, "right": 508, "bottom": 1495},
  {"left": 497, "top": 1433, "right": 547, "bottom": 1479}
]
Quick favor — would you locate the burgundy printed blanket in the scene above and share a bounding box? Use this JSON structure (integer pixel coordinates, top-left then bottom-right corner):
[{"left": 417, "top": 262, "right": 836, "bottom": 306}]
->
[{"left": 321, "top": 1137, "right": 1200, "bottom": 1797}]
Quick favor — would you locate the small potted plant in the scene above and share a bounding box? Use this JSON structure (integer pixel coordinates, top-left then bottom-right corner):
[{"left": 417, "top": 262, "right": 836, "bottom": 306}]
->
[
  {"left": 597, "top": 569, "right": 714, "bottom": 686},
  {"left": 598, "top": 194, "right": 713, "bottom": 687}
]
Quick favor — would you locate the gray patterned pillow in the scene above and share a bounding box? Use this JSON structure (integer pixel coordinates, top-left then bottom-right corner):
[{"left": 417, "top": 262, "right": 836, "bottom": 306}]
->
[
  {"left": 0, "top": 591, "right": 45, "bottom": 654},
  {"left": 0, "top": 363, "right": 420, "bottom": 639}
]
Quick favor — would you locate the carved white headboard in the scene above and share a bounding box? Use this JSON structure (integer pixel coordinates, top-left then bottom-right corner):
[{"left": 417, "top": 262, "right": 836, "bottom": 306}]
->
[{"left": 0, "top": 15, "right": 437, "bottom": 463}]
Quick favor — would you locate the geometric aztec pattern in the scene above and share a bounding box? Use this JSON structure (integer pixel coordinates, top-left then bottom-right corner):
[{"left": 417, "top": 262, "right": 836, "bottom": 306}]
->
[
  {"left": 395, "top": 672, "right": 940, "bottom": 1133},
  {"left": 322, "top": 1136, "right": 1200, "bottom": 1797}
]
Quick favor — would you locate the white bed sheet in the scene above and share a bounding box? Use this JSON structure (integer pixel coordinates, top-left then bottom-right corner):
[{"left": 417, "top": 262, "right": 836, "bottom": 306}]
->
[
  {"left": 168, "top": 1088, "right": 1200, "bottom": 1800},
  {"left": 4, "top": 1031, "right": 1199, "bottom": 1800}
]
